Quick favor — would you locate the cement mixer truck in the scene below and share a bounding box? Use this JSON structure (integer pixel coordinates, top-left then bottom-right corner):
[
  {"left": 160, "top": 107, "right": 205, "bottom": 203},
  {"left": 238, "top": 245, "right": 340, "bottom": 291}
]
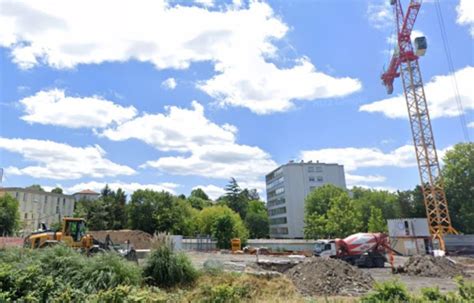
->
[{"left": 314, "top": 233, "right": 396, "bottom": 268}]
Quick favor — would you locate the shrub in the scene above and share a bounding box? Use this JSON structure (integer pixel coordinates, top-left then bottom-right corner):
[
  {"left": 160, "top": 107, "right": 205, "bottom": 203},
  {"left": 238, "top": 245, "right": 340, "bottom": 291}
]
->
[
  {"left": 421, "top": 286, "right": 447, "bottom": 301},
  {"left": 213, "top": 214, "right": 235, "bottom": 249},
  {"left": 456, "top": 276, "right": 474, "bottom": 301},
  {"left": 361, "top": 280, "right": 410, "bottom": 303},
  {"left": 143, "top": 245, "right": 197, "bottom": 288}
]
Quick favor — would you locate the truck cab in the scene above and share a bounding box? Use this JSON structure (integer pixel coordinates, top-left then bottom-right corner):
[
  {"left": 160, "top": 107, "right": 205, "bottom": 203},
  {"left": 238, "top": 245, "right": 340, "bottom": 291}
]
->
[{"left": 314, "top": 239, "right": 337, "bottom": 257}]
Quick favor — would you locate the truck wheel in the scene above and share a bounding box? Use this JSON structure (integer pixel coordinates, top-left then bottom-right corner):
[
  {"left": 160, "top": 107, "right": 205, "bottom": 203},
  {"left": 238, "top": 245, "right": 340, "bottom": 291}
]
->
[{"left": 375, "top": 257, "right": 385, "bottom": 268}]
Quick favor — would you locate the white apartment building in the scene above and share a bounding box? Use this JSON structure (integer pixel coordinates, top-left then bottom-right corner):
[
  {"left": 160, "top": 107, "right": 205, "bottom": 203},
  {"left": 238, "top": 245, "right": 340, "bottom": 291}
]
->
[
  {"left": 0, "top": 187, "right": 75, "bottom": 232},
  {"left": 266, "top": 161, "right": 347, "bottom": 238},
  {"left": 72, "top": 189, "right": 100, "bottom": 201}
]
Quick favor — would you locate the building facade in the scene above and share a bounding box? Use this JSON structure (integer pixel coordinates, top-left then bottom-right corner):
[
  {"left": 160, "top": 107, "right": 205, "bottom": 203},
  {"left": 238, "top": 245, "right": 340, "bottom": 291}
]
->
[
  {"left": 266, "top": 161, "right": 347, "bottom": 239},
  {"left": 0, "top": 187, "right": 75, "bottom": 233},
  {"left": 73, "top": 189, "right": 100, "bottom": 201}
]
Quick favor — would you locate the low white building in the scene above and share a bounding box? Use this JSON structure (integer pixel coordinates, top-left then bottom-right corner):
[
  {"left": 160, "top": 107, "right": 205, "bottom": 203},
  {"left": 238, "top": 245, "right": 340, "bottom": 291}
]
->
[
  {"left": 387, "top": 218, "right": 431, "bottom": 255},
  {"left": 0, "top": 187, "right": 75, "bottom": 232}
]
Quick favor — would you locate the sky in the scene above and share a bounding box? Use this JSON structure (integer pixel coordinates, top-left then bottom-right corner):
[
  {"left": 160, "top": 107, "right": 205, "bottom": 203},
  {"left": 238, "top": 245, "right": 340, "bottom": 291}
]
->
[{"left": 0, "top": 0, "right": 472, "bottom": 200}]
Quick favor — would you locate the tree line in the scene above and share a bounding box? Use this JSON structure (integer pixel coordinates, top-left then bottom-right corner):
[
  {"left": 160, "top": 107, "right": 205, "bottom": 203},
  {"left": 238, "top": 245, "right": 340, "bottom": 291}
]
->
[{"left": 304, "top": 143, "right": 474, "bottom": 238}]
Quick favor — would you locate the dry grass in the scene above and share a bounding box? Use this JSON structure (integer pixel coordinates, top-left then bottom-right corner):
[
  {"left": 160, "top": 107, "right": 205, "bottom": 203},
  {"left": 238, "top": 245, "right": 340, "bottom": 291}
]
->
[{"left": 185, "top": 271, "right": 305, "bottom": 302}]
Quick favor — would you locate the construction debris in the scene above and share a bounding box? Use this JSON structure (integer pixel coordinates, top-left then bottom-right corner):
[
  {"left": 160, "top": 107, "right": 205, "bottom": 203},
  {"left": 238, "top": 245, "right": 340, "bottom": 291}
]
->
[
  {"left": 394, "top": 255, "right": 468, "bottom": 278},
  {"left": 89, "top": 230, "right": 152, "bottom": 249},
  {"left": 285, "top": 257, "right": 374, "bottom": 296}
]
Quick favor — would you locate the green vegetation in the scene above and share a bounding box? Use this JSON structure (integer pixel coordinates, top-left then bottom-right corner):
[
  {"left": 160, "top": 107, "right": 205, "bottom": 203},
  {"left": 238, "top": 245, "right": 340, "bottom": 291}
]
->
[
  {"left": 51, "top": 187, "right": 63, "bottom": 194},
  {"left": 367, "top": 206, "right": 387, "bottom": 233},
  {"left": 143, "top": 245, "right": 197, "bottom": 288},
  {"left": 443, "top": 142, "right": 474, "bottom": 233},
  {"left": 0, "top": 193, "right": 20, "bottom": 235},
  {"left": 26, "top": 184, "right": 45, "bottom": 192},
  {"left": 198, "top": 205, "right": 249, "bottom": 246},
  {"left": 362, "top": 278, "right": 474, "bottom": 303}
]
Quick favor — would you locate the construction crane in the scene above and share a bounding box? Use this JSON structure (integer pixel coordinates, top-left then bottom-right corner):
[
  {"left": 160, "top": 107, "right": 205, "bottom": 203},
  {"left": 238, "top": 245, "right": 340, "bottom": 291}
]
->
[{"left": 381, "top": 0, "right": 457, "bottom": 250}]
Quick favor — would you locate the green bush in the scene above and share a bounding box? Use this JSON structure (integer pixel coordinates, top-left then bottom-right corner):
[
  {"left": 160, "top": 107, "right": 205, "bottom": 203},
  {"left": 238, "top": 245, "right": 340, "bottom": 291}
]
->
[
  {"left": 420, "top": 286, "right": 447, "bottom": 302},
  {"left": 0, "top": 245, "right": 142, "bottom": 301},
  {"left": 143, "top": 245, "right": 197, "bottom": 288},
  {"left": 456, "top": 276, "right": 474, "bottom": 301},
  {"left": 361, "top": 280, "right": 411, "bottom": 303}
]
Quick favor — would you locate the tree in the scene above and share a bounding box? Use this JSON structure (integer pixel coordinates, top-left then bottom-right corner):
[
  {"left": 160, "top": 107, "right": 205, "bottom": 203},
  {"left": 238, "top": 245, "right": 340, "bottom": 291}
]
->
[
  {"left": 324, "top": 194, "right": 363, "bottom": 238},
  {"left": 396, "top": 186, "right": 425, "bottom": 218},
  {"left": 197, "top": 205, "right": 248, "bottom": 243},
  {"left": 51, "top": 187, "right": 63, "bottom": 194},
  {"left": 26, "top": 184, "right": 44, "bottom": 192},
  {"left": 108, "top": 188, "right": 127, "bottom": 229},
  {"left": 74, "top": 198, "right": 108, "bottom": 230},
  {"left": 305, "top": 184, "right": 345, "bottom": 217},
  {"left": 187, "top": 196, "right": 211, "bottom": 210},
  {"left": 0, "top": 194, "right": 20, "bottom": 235},
  {"left": 245, "top": 211, "right": 269, "bottom": 239},
  {"left": 213, "top": 214, "right": 235, "bottom": 249},
  {"left": 352, "top": 187, "right": 400, "bottom": 231},
  {"left": 245, "top": 200, "right": 269, "bottom": 238},
  {"left": 128, "top": 189, "right": 197, "bottom": 235},
  {"left": 240, "top": 188, "right": 260, "bottom": 201},
  {"left": 368, "top": 206, "right": 387, "bottom": 232},
  {"left": 190, "top": 188, "right": 209, "bottom": 200},
  {"left": 442, "top": 142, "right": 474, "bottom": 233},
  {"left": 305, "top": 191, "right": 362, "bottom": 239},
  {"left": 223, "top": 178, "right": 248, "bottom": 219}
]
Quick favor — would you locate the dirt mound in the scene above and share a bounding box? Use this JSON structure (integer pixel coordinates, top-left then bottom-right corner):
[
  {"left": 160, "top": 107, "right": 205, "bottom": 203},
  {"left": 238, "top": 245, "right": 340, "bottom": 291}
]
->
[
  {"left": 89, "top": 230, "right": 152, "bottom": 249},
  {"left": 285, "top": 257, "right": 374, "bottom": 296},
  {"left": 395, "top": 255, "right": 467, "bottom": 278}
]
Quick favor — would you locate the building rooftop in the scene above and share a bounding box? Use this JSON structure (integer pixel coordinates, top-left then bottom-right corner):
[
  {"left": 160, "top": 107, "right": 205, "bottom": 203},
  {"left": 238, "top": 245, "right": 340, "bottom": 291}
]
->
[
  {"left": 0, "top": 187, "right": 73, "bottom": 197},
  {"left": 74, "top": 189, "right": 100, "bottom": 195}
]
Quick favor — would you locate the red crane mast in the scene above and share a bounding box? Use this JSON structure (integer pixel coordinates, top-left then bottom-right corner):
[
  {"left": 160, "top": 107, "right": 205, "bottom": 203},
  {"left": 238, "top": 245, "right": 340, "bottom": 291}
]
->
[{"left": 381, "top": 0, "right": 457, "bottom": 250}]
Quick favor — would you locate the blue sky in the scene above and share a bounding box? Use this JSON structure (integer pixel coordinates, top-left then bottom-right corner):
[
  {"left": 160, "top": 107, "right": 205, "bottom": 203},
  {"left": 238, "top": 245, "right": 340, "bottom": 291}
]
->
[{"left": 0, "top": 0, "right": 472, "bottom": 199}]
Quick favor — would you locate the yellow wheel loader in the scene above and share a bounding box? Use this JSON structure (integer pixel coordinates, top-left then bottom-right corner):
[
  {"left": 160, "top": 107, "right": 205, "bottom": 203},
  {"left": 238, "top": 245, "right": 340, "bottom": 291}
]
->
[{"left": 23, "top": 217, "right": 137, "bottom": 262}]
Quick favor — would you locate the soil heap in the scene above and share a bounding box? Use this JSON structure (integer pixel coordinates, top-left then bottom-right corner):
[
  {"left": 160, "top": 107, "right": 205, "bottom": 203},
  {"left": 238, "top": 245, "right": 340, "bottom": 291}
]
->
[
  {"left": 89, "top": 230, "right": 152, "bottom": 249},
  {"left": 285, "top": 257, "right": 374, "bottom": 296},
  {"left": 395, "top": 255, "right": 467, "bottom": 278}
]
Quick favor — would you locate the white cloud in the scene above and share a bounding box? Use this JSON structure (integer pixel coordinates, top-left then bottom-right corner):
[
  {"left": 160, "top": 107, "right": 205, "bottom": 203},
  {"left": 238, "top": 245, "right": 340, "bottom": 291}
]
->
[
  {"left": 0, "top": 137, "right": 135, "bottom": 180},
  {"left": 300, "top": 145, "right": 452, "bottom": 188},
  {"left": 192, "top": 184, "right": 225, "bottom": 200},
  {"left": 161, "top": 77, "right": 177, "bottom": 90},
  {"left": 101, "top": 101, "right": 237, "bottom": 152},
  {"left": 0, "top": 0, "right": 361, "bottom": 114},
  {"left": 20, "top": 89, "right": 137, "bottom": 128},
  {"left": 457, "top": 0, "right": 474, "bottom": 37},
  {"left": 143, "top": 143, "right": 276, "bottom": 186},
  {"left": 199, "top": 57, "right": 362, "bottom": 114},
  {"left": 102, "top": 101, "right": 277, "bottom": 186},
  {"left": 367, "top": 0, "right": 392, "bottom": 29},
  {"left": 301, "top": 145, "right": 416, "bottom": 172},
  {"left": 468, "top": 121, "right": 474, "bottom": 128},
  {"left": 360, "top": 66, "right": 474, "bottom": 119},
  {"left": 194, "top": 0, "right": 214, "bottom": 8},
  {"left": 66, "top": 181, "right": 179, "bottom": 195}
]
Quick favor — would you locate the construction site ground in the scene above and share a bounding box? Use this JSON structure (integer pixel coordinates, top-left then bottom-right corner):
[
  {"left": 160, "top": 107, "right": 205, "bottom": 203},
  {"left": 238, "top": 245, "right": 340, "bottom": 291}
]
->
[{"left": 181, "top": 252, "right": 474, "bottom": 295}]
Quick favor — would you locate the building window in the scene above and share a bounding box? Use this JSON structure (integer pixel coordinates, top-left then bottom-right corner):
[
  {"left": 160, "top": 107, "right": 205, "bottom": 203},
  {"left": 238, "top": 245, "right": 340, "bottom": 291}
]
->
[
  {"left": 315, "top": 166, "right": 323, "bottom": 172},
  {"left": 309, "top": 176, "right": 315, "bottom": 182},
  {"left": 24, "top": 213, "right": 27, "bottom": 219},
  {"left": 23, "top": 193, "right": 27, "bottom": 201},
  {"left": 267, "top": 187, "right": 285, "bottom": 198},
  {"left": 267, "top": 176, "right": 284, "bottom": 189},
  {"left": 269, "top": 207, "right": 286, "bottom": 216},
  {"left": 15, "top": 192, "right": 19, "bottom": 199},
  {"left": 56, "top": 203, "right": 60, "bottom": 214},
  {"left": 267, "top": 197, "right": 285, "bottom": 207},
  {"left": 308, "top": 166, "right": 314, "bottom": 172},
  {"left": 270, "top": 227, "right": 289, "bottom": 235},
  {"left": 270, "top": 217, "right": 287, "bottom": 225},
  {"left": 317, "top": 176, "right": 323, "bottom": 182}
]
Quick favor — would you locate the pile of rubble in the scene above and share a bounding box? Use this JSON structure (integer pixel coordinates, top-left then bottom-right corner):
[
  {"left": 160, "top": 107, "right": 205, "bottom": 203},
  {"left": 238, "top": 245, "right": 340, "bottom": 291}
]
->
[
  {"left": 89, "top": 230, "right": 152, "bottom": 249},
  {"left": 394, "top": 255, "right": 467, "bottom": 278},
  {"left": 285, "top": 257, "right": 374, "bottom": 296}
]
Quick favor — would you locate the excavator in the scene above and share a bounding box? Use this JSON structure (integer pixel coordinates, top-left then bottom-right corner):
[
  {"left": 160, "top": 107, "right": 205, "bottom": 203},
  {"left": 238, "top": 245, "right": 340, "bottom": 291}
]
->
[{"left": 23, "top": 217, "right": 137, "bottom": 262}]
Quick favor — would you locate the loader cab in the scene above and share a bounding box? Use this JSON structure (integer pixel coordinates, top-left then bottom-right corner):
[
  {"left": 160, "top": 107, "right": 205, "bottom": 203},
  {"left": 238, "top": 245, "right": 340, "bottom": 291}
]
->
[
  {"left": 62, "top": 218, "right": 87, "bottom": 248},
  {"left": 314, "top": 240, "right": 337, "bottom": 257}
]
